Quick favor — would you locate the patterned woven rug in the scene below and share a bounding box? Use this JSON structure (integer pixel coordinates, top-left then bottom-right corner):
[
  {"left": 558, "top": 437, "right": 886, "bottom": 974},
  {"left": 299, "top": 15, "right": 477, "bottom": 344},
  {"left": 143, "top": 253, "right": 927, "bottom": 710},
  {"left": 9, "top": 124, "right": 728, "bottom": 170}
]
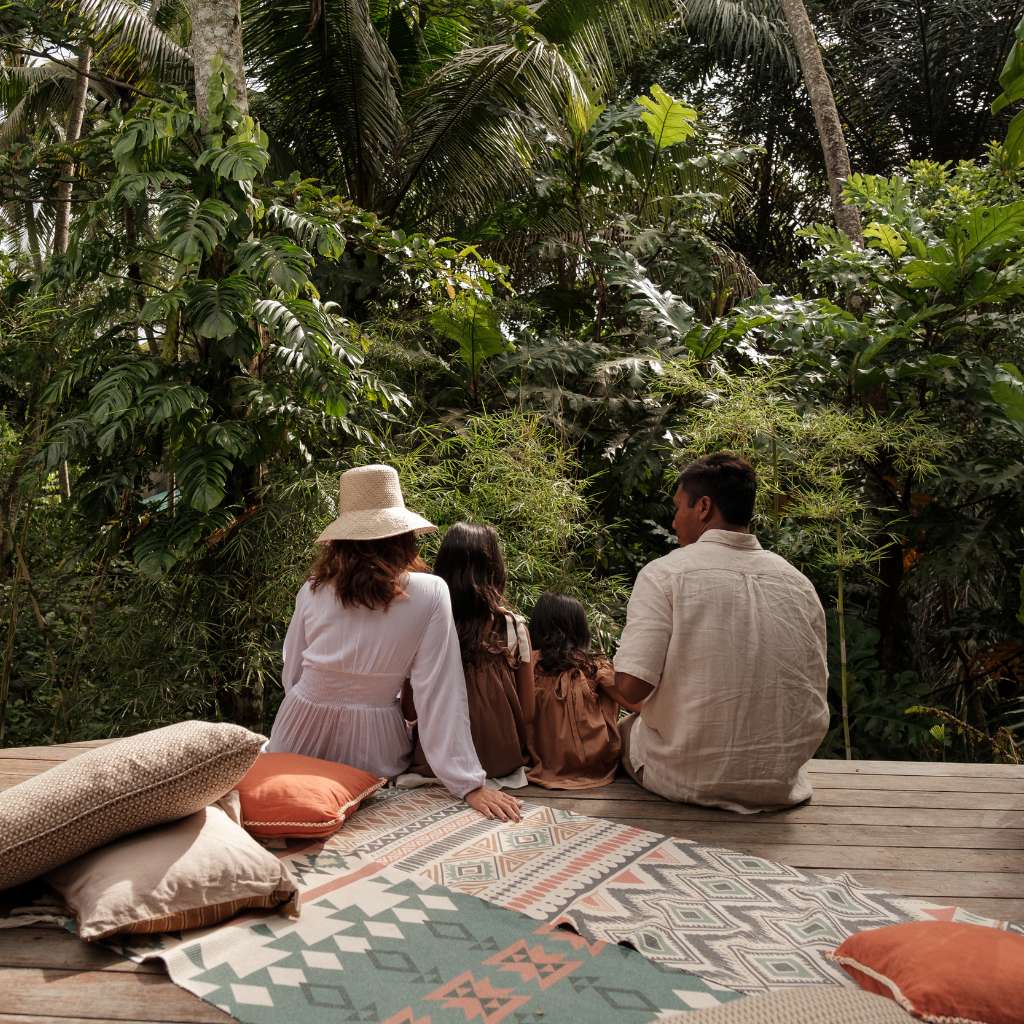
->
[
  {"left": 110, "top": 849, "right": 740, "bottom": 1020},
  {"left": 320, "top": 789, "right": 1017, "bottom": 994}
]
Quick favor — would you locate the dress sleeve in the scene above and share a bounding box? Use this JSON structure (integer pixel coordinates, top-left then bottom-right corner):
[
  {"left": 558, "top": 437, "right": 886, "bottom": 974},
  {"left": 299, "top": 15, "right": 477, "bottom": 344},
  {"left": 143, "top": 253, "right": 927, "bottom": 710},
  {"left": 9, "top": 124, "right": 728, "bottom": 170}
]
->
[
  {"left": 409, "top": 581, "right": 487, "bottom": 798},
  {"left": 281, "top": 585, "right": 308, "bottom": 694},
  {"left": 614, "top": 564, "right": 673, "bottom": 688},
  {"left": 513, "top": 614, "right": 532, "bottom": 664}
]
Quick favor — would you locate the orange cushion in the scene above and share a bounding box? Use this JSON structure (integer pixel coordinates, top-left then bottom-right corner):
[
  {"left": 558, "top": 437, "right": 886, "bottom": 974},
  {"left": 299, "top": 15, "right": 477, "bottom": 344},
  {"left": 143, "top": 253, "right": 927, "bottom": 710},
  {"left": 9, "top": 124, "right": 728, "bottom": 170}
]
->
[
  {"left": 236, "top": 753, "right": 385, "bottom": 838},
  {"left": 828, "top": 921, "right": 1024, "bottom": 1024}
]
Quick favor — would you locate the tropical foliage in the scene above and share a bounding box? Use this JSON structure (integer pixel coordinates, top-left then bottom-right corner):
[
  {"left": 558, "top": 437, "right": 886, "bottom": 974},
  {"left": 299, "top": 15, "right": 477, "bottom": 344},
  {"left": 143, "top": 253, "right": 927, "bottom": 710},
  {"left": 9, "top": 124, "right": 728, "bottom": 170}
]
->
[{"left": 1, "top": 0, "right": 1022, "bottom": 761}]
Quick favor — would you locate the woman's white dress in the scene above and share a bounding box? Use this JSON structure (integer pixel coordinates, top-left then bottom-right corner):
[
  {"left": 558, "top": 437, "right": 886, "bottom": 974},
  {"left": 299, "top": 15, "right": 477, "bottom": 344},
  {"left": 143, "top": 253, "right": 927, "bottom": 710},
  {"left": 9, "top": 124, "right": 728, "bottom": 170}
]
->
[{"left": 268, "top": 573, "right": 486, "bottom": 798}]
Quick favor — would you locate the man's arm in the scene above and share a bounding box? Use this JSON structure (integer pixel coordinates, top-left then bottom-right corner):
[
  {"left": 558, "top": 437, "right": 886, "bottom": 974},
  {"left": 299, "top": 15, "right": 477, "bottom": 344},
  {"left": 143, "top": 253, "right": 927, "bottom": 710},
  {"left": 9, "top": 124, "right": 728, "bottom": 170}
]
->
[
  {"left": 610, "top": 672, "right": 654, "bottom": 711},
  {"left": 613, "top": 563, "right": 673, "bottom": 709}
]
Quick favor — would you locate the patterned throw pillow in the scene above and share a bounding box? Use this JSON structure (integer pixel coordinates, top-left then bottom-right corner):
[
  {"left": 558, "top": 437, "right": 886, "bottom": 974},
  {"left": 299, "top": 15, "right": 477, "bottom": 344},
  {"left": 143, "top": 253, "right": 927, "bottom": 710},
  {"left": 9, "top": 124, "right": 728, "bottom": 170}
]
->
[
  {"left": 236, "top": 752, "right": 385, "bottom": 838},
  {"left": 0, "top": 721, "right": 264, "bottom": 891},
  {"left": 48, "top": 793, "right": 300, "bottom": 940},
  {"left": 828, "top": 921, "right": 1024, "bottom": 1024},
  {"left": 657, "top": 987, "right": 915, "bottom": 1022}
]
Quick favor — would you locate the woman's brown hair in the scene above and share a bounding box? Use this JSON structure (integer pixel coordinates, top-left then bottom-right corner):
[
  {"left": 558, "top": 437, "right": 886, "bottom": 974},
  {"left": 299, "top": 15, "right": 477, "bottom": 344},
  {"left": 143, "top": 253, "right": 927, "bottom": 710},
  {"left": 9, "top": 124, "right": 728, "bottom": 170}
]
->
[{"left": 309, "top": 532, "right": 427, "bottom": 610}]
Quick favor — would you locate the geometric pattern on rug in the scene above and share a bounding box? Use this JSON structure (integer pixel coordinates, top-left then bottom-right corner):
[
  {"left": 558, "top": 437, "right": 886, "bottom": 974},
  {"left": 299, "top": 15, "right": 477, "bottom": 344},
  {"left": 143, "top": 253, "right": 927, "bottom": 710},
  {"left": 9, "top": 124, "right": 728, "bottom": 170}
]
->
[
  {"left": 325, "top": 789, "right": 664, "bottom": 918},
  {"left": 110, "top": 861, "right": 742, "bottom": 1020},
  {"left": 327, "top": 789, "right": 1019, "bottom": 995}
]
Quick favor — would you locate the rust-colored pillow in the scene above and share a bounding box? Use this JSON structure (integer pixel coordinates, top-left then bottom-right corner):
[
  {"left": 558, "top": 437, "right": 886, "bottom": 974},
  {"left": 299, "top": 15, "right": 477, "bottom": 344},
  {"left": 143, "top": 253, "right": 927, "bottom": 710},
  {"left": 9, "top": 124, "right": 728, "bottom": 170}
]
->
[
  {"left": 236, "top": 752, "right": 385, "bottom": 838},
  {"left": 828, "top": 921, "right": 1024, "bottom": 1024}
]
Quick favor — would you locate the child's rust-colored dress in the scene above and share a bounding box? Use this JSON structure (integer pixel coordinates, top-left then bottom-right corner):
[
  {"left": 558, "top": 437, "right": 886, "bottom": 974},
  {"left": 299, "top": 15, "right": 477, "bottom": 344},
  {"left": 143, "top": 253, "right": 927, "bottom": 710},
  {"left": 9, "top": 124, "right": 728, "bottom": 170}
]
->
[
  {"left": 527, "top": 655, "right": 622, "bottom": 789},
  {"left": 409, "top": 613, "right": 532, "bottom": 780}
]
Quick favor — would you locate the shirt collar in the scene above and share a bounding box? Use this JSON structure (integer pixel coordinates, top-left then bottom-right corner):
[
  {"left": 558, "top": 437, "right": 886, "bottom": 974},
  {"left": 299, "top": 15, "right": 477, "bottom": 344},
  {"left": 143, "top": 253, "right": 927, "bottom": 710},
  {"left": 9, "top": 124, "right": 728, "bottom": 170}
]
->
[{"left": 695, "top": 529, "right": 761, "bottom": 550}]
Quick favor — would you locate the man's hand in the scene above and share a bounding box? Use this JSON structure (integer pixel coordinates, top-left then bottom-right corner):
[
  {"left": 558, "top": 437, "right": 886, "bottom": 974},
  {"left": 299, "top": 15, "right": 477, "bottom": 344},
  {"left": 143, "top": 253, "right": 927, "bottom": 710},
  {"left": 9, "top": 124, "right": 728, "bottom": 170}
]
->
[{"left": 465, "top": 786, "right": 523, "bottom": 822}]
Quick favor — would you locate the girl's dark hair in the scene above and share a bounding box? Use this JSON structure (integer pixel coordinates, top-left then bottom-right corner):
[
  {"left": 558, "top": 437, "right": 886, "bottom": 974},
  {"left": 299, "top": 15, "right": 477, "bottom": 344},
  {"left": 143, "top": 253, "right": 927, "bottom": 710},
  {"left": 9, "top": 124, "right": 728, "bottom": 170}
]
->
[
  {"left": 310, "top": 532, "right": 427, "bottom": 610},
  {"left": 529, "top": 592, "right": 594, "bottom": 674},
  {"left": 433, "top": 522, "right": 506, "bottom": 661}
]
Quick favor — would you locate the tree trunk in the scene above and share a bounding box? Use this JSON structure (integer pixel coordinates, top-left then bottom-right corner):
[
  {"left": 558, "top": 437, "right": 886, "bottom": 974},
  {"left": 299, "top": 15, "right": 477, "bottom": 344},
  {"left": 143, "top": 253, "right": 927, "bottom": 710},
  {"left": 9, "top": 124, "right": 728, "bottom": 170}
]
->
[
  {"left": 755, "top": 116, "right": 777, "bottom": 271},
  {"left": 188, "top": 0, "right": 249, "bottom": 120},
  {"left": 779, "top": 0, "right": 863, "bottom": 245},
  {"left": 52, "top": 45, "right": 92, "bottom": 257}
]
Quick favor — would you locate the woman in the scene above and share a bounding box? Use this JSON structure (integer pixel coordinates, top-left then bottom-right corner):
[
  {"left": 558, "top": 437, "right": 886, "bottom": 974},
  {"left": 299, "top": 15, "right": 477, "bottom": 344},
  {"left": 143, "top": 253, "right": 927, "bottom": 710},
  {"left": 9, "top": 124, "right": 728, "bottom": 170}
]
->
[{"left": 268, "top": 464, "right": 522, "bottom": 822}]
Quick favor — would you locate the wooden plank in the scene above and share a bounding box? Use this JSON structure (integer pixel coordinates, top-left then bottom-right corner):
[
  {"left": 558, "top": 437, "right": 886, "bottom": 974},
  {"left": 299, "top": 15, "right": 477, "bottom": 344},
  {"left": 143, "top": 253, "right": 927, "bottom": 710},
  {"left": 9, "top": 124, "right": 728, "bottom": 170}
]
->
[
  {"left": 941, "top": 898, "right": 1024, "bottom": 922},
  {"left": 0, "top": 968, "right": 230, "bottom": 1023},
  {"left": 667, "top": 843, "right": 1023, "bottom": 874},
  {"left": 0, "top": 760, "right": 84, "bottom": 775},
  {"left": 0, "top": 929, "right": 162, "bottom": 974},
  {"left": 814, "top": 869, "right": 1022, "bottom": 898},
  {"left": 0, "top": 1016, "right": 164, "bottom": 1024},
  {"left": 524, "top": 796, "right": 1024, "bottom": 829},
  {"left": 586, "top": 820, "right": 1024, "bottom": 850},
  {"left": 808, "top": 759, "right": 1024, "bottom": 779},
  {"left": 523, "top": 782, "right": 1024, "bottom": 809},
  {"left": 808, "top": 772, "right": 1024, "bottom": 794},
  {"left": 0, "top": 743, "right": 110, "bottom": 760}
]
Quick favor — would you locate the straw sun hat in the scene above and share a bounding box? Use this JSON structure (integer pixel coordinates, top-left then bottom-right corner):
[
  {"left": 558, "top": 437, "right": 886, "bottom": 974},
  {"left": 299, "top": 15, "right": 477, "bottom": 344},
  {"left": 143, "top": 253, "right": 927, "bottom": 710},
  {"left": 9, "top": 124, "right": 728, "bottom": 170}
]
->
[{"left": 316, "top": 464, "right": 435, "bottom": 543}]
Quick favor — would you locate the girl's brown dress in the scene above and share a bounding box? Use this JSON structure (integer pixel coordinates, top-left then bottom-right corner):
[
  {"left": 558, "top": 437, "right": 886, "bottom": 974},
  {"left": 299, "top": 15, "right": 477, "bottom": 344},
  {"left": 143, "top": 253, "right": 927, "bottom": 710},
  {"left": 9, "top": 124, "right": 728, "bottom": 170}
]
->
[
  {"left": 409, "top": 613, "right": 531, "bottom": 780},
  {"left": 527, "top": 656, "right": 622, "bottom": 789}
]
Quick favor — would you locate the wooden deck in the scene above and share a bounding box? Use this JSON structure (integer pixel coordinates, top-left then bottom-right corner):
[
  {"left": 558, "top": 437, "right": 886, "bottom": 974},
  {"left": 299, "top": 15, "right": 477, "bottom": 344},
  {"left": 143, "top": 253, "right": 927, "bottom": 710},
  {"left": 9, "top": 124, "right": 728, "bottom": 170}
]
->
[{"left": 1, "top": 742, "right": 1022, "bottom": 1023}]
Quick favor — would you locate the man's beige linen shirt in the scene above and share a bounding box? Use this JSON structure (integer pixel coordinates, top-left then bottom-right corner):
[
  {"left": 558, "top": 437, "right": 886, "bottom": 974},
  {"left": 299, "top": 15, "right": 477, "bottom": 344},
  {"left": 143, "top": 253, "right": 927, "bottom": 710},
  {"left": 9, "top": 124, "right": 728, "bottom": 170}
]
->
[{"left": 615, "top": 530, "right": 829, "bottom": 813}]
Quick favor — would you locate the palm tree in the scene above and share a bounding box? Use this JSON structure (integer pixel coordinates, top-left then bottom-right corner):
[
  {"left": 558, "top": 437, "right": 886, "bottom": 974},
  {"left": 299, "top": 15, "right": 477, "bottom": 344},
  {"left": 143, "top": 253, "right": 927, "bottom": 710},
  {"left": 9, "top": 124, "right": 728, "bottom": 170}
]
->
[
  {"left": 778, "top": 0, "right": 861, "bottom": 244},
  {"left": 242, "top": 0, "right": 682, "bottom": 230}
]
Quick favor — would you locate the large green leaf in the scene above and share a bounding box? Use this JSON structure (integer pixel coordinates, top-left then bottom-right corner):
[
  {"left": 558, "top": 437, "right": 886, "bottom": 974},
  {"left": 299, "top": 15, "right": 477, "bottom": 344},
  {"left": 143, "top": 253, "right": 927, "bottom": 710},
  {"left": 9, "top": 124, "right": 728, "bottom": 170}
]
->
[
  {"left": 236, "top": 237, "right": 312, "bottom": 297},
  {"left": 159, "top": 194, "right": 236, "bottom": 264},
  {"left": 636, "top": 84, "right": 698, "bottom": 150},
  {"left": 430, "top": 295, "right": 509, "bottom": 377},
  {"left": 186, "top": 277, "right": 258, "bottom": 340},
  {"left": 992, "top": 363, "right": 1024, "bottom": 423},
  {"left": 947, "top": 201, "right": 1024, "bottom": 267},
  {"left": 992, "top": 15, "right": 1024, "bottom": 115},
  {"left": 178, "top": 447, "right": 233, "bottom": 512},
  {"left": 864, "top": 221, "right": 907, "bottom": 260}
]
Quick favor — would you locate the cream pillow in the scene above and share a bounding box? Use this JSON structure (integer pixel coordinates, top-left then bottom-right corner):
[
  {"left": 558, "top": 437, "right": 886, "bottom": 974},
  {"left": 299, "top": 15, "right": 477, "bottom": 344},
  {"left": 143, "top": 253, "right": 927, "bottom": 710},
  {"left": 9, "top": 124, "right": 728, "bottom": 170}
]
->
[
  {"left": 48, "top": 793, "right": 300, "bottom": 940},
  {"left": 0, "top": 721, "right": 264, "bottom": 890},
  {"left": 657, "top": 987, "right": 913, "bottom": 1022}
]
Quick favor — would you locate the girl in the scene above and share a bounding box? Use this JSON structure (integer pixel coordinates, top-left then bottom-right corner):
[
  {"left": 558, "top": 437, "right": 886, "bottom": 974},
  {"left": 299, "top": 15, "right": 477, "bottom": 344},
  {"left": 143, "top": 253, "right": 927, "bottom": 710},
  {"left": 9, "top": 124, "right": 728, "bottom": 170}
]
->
[
  {"left": 527, "top": 592, "right": 623, "bottom": 789},
  {"left": 408, "top": 522, "right": 534, "bottom": 785}
]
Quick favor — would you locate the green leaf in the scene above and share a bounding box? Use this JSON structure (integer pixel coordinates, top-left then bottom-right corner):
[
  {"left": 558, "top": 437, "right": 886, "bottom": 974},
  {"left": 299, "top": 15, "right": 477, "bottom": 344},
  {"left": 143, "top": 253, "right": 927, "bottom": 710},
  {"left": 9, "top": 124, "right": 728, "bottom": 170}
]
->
[
  {"left": 1005, "top": 109, "right": 1024, "bottom": 166},
  {"left": 947, "top": 201, "right": 1024, "bottom": 266},
  {"left": 236, "top": 237, "right": 312, "bottom": 297},
  {"left": 186, "top": 277, "right": 257, "bottom": 340},
  {"left": 992, "top": 363, "right": 1024, "bottom": 422},
  {"left": 159, "top": 194, "right": 236, "bottom": 264},
  {"left": 864, "top": 222, "right": 907, "bottom": 260},
  {"left": 197, "top": 140, "right": 270, "bottom": 181},
  {"left": 635, "top": 84, "right": 698, "bottom": 150},
  {"left": 178, "top": 447, "right": 233, "bottom": 512},
  {"left": 430, "top": 295, "right": 509, "bottom": 377}
]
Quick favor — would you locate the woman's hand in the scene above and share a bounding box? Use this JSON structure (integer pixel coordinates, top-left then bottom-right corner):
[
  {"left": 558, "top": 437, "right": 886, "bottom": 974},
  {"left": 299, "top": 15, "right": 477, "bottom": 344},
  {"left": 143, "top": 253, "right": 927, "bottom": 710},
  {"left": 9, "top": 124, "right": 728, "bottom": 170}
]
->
[{"left": 465, "top": 786, "right": 523, "bottom": 822}]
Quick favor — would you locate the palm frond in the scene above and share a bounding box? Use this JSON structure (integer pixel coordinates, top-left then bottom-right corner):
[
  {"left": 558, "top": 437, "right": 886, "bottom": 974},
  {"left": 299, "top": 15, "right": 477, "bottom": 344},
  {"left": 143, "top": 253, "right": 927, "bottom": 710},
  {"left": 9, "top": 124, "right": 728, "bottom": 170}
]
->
[
  {"left": 393, "top": 39, "right": 591, "bottom": 223},
  {"left": 535, "top": 0, "right": 683, "bottom": 97},
  {"left": 0, "top": 64, "right": 76, "bottom": 147},
  {"left": 678, "top": 0, "right": 797, "bottom": 80},
  {"left": 243, "top": 0, "right": 404, "bottom": 208},
  {"left": 61, "top": 0, "right": 191, "bottom": 83}
]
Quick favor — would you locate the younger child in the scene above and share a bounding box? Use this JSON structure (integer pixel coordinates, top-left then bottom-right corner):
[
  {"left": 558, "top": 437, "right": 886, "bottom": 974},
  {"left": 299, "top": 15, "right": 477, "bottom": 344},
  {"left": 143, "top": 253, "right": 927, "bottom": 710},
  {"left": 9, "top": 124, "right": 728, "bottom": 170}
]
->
[
  {"left": 407, "top": 522, "right": 534, "bottom": 785},
  {"left": 527, "top": 592, "right": 622, "bottom": 789}
]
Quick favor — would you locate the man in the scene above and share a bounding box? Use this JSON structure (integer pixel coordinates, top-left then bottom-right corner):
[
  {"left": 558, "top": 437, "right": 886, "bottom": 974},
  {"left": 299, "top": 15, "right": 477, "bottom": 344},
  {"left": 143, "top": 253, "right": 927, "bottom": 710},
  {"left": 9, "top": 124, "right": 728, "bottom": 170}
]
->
[{"left": 614, "top": 452, "right": 829, "bottom": 813}]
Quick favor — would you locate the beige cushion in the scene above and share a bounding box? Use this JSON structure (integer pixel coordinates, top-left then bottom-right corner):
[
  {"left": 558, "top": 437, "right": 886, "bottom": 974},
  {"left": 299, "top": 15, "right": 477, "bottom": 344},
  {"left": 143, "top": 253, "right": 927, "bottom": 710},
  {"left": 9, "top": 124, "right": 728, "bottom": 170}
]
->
[
  {"left": 48, "top": 793, "right": 299, "bottom": 940},
  {"left": 0, "top": 721, "right": 264, "bottom": 890},
  {"left": 657, "top": 987, "right": 914, "bottom": 1023}
]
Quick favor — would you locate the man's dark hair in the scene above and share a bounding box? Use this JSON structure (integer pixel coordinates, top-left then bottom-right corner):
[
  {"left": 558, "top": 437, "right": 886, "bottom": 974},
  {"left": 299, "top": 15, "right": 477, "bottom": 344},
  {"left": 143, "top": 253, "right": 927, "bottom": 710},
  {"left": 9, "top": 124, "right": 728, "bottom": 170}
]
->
[{"left": 674, "top": 453, "right": 757, "bottom": 526}]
